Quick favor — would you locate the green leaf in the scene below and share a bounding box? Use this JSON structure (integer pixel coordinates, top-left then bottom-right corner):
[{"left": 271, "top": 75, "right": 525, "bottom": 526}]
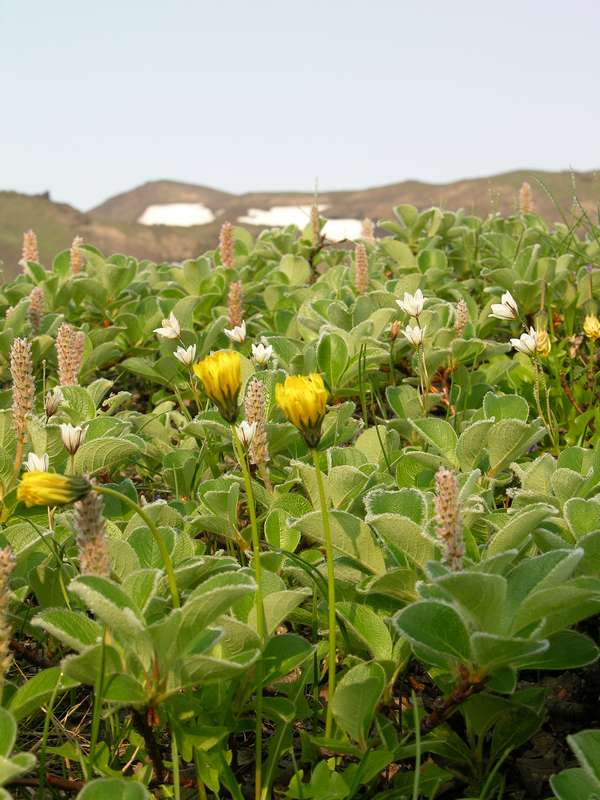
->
[
  {"left": 567, "top": 730, "right": 600, "bottom": 788},
  {"left": 331, "top": 661, "right": 386, "bottom": 749},
  {"left": 0, "top": 710, "right": 16, "bottom": 759},
  {"left": 551, "top": 768, "right": 600, "bottom": 800},
  {"left": 487, "top": 506, "right": 553, "bottom": 556},
  {"left": 9, "top": 667, "right": 79, "bottom": 721},
  {"left": 317, "top": 332, "right": 349, "bottom": 391},
  {"left": 564, "top": 498, "right": 600, "bottom": 540},
  {"left": 435, "top": 573, "right": 507, "bottom": 633},
  {"left": 32, "top": 609, "right": 103, "bottom": 652},
  {"left": 76, "top": 778, "right": 152, "bottom": 800},
  {"left": 73, "top": 436, "right": 141, "bottom": 474},
  {"left": 336, "top": 603, "right": 393, "bottom": 660},
  {"left": 470, "top": 633, "right": 548, "bottom": 671},
  {"left": 488, "top": 419, "right": 546, "bottom": 476},
  {"left": 521, "top": 630, "right": 599, "bottom": 670},
  {"left": 483, "top": 392, "right": 529, "bottom": 422},
  {"left": 394, "top": 600, "right": 472, "bottom": 670},
  {"left": 408, "top": 418, "right": 459, "bottom": 467},
  {"left": 291, "top": 510, "right": 385, "bottom": 575}
]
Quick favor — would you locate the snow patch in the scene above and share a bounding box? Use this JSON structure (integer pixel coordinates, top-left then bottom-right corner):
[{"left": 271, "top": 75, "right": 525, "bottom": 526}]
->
[
  {"left": 138, "top": 203, "right": 215, "bottom": 226},
  {"left": 237, "top": 205, "right": 362, "bottom": 241},
  {"left": 322, "top": 219, "right": 363, "bottom": 242},
  {"left": 238, "top": 205, "right": 328, "bottom": 228}
]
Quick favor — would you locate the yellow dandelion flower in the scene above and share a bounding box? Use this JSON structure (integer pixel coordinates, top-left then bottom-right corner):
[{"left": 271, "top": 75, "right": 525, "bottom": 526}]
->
[
  {"left": 193, "top": 350, "right": 242, "bottom": 423},
  {"left": 17, "top": 472, "right": 91, "bottom": 507},
  {"left": 275, "top": 373, "right": 328, "bottom": 447}
]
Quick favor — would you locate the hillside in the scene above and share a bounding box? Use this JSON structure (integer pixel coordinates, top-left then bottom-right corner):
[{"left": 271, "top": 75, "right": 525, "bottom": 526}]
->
[{"left": 1, "top": 169, "right": 598, "bottom": 274}]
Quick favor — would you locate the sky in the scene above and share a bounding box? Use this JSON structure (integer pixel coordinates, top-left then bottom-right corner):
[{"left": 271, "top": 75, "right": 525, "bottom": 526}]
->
[{"left": 1, "top": 0, "right": 599, "bottom": 210}]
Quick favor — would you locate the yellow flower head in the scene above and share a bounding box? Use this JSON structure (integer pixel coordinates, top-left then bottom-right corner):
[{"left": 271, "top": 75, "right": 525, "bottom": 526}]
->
[
  {"left": 535, "top": 329, "right": 551, "bottom": 357},
  {"left": 193, "top": 350, "right": 242, "bottom": 423},
  {"left": 583, "top": 314, "right": 600, "bottom": 342},
  {"left": 275, "top": 373, "right": 328, "bottom": 447},
  {"left": 17, "top": 472, "right": 91, "bottom": 507}
]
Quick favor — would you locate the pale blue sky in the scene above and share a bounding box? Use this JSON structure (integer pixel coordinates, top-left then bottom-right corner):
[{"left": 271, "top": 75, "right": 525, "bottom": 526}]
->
[{"left": 1, "top": 0, "right": 598, "bottom": 209}]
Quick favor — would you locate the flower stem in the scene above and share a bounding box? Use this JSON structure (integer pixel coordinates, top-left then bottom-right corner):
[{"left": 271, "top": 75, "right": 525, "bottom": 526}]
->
[
  {"left": 94, "top": 485, "right": 180, "bottom": 608},
  {"left": 311, "top": 447, "right": 336, "bottom": 738},
  {"left": 232, "top": 428, "right": 265, "bottom": 800}
]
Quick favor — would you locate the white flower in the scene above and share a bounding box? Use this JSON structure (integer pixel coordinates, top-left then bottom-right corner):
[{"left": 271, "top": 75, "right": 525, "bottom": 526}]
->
[
  {"left": 510, "top": 327, "right": 538, "bottom": 356},
  {"left": 24, "top": 452, "right": 49, "bottom": 472},
  {"left": 236, "top": 420, "right": 257, "bottom": 448},
  {"left": 403, "top": 324, "right": 426, "bottom": 347},
  {"left": 490, "top": 291, "right": 519, "bottom": 320},
  {"left": 397, "top": 289, "right": 425, "bottom": 317},
  {"left": 251, "top": 342, "right": 273, "bottom": 365},
  {"left": 174, "top": 344, "right": 197, "bottom": 366},
  {"left": 60, "top": 423, "right": 86, "bottom": 455},
  {"left": 224, "top": 320, "right": 246, "bottom": 344},
  {"left": 154, "top": 312, "right": 181, "bottom": 339}
]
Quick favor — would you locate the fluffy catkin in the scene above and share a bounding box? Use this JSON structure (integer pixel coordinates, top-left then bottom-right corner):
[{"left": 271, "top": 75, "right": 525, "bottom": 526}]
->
[
  {"left": 434, "top": 467, "right": 464, "bottom": 571},
  {"left": 454, "top": 299, "right": 469, "bottom": 337},
  {"left": 245, "top": 377, "right": 269, "bottom": 466},
  {"left": 74, "top": 489, "right": 111, "bottom": 577},
  {"left": 22, "top": 230, "right": 39, "bottom": 263},
  {"left": 228, "top": 281, "right": 243, "bottom": 327},
  {"left": 310, "top": 205, "right": 320, "bottom": 248},
  {"left": 56, "top": 323, "right": 85, "bottom": 386},
  {"left": 70, "top": 236, "right": 84, "bottom": 274},
  {"left": 361, "top": 217, "right": 375, "bottom": 243},
  {"left": 0, "top": 547, "right": 16, "bottom": 690},
  {"left": 519, "top": 181, "right": 533, "bottom": 214},
  {"left": 10, "top": 337, "right": 34, "bottom": 442},
  {"left": 354, "top": 243, "right": 369, "bottom": 294},
  {"left": 28, "top": 286, "right": 45, "bottom": 334},
  {"left": 219, "top": 222, "right": 234, "bottom": 268}
]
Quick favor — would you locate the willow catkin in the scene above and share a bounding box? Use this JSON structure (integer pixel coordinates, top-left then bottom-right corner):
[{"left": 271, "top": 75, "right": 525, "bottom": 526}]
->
[
  {"left": 219, "top": 222, "right": 234, "bottom": 268},
  {"left": 354, "top": 243, "right": 369, "bottom": 294},
  {"left": 228, "top": 281, "right": 243, "bottom": 327},
  {"left": 245, "top": 377, "right": 269, "bottom": 466},
  {"left": 454, "top": 299, "right": 469, "bottom": 337},
  {"left": 361, "top": 217, "right": 375, "bottom": 243},
  {"left": 0, "top": 547, "right": 16, "bottom": 691},
  {"left": 434, "top": 467, "right": 464, "bottom": 571},
  {"left": 22, "top": 230, "right": 39, "bottom": 263},
  {"left": 56, "top": 323, "right": 85, "bottom": 386},
  {"left": 10, "top": 337, "right": 34, "bottom": 442},
  {"left": 518, "top": 181, "right": 533, "bottom": 214},
  {"left": 70, "top": 236, "right": 85, "bottom": 274},
  {"left": 28, "top": 286, "right": 45, "bottom": 334},
  {"left": 74, "top": 489, "right": 111, "bottom": 577}
]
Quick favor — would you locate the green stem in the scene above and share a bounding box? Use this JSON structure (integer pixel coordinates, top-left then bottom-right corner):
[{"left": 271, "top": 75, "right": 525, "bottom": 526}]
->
[
  {"left": 88, "top": 627, "right": 108, "bottom": 778},
  {"left": 311, "top": 448, "right": 336, "bottom": 738},
  {"left": 171, "top": 727, "right": 181, "bottom": 800},
  {"left": 232, "top": 428, "right": 265, "bottom": 800},
  {"left": 95, "top": 486, "right": 180, "bottom": 608}
]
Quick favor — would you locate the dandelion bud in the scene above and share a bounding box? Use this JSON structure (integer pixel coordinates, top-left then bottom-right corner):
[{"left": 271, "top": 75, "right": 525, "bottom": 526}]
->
[
  {"left": 535, "top": 329, "right": 551, "bottom": 357},
  {"left": 219, "top": 222, "right": 234, "bottom": 268},
  {"left": 70, "top": 236, "right": 85, "bottom": 274},
  {"left": 276, "top": 374, "right": 328, "bottom": 448},
  {"left": 74, "top": 489, "right": 111, "bottom": 577},
  {"left": 0, "top": 547, "right": 16, "bottom": 689},
  {"left": 193, "top": 350, "right": 241, "bottom": 423},
  {"left": 228, "top": 281, "right": 243, "bottom": 327},
  {"left": 355, "top": 243, "right": 369, "bottom": 295},
  {"left": 22, "top": 229, "right": 39, "bottom": 264},
  {"left": 56, "top": 323, "right": 85, "bottom": 386},
  {"left": 518, "top": 181, "right": 533, "bottom": 215},
  {"left": 44, "top": 388, "right": 62, "bottom": 419},
  {"left": 28, "top": 286, "right": 45, "bottom": 334},
  {"left": 434, "top": 467, "right": 464, "bottom": 571},
  {"left": 583, "top": 314, "right": 600, "bottom": 341},
  {"left": 60, "top": 423, "right": 86, "bottom": 455},
  {"left": 389, "top": 320, "right": 401, "bottom": 342},
  {"left": 245, "top": 377, "right": 270, "bottom": 466},
  {"left": 454, "top": 299, "right": 469, "bottom": 337},
  {"left": 361, "top": 217, "right": 375, "bottom": 244},
  {"left": 10, "top": 337, "right": 34, "bottom": 442},
  {"left": 17, "top": 471, "right": 91, "bottom": 507}
]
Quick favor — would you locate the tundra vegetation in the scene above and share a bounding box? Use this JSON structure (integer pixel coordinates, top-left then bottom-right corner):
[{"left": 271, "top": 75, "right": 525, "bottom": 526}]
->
[{"left": 1, "top": 192, "right": 600, "bottom": 799}]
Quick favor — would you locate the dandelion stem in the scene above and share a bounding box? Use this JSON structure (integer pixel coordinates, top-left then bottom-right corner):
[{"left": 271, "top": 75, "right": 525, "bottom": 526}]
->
[
  {"left": 94, "top": 486, "right": 180, "bottom": 608},
  {"left": 232, "top": 428, "right": 265, "bottom": 800},
  {"left": 311, "top": 448, "right": 336, "bottom": 738}
]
